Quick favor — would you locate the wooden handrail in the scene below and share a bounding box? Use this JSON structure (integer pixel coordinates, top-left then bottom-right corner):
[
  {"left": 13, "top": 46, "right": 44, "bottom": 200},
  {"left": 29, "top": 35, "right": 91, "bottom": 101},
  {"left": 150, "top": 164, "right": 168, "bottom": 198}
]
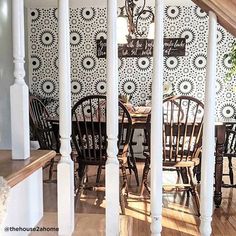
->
[
  {"left": 0, "top": 150, "right": 56, "bottom": 187},
  {"left": 192, "top": 0, "right": 236, "bottom": 37}
]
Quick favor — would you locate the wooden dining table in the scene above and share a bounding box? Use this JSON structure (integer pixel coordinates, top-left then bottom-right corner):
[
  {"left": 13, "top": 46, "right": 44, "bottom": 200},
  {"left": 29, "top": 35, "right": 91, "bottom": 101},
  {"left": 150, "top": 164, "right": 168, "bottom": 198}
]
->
[{"left": 47, "top": 111, "right": 232, "bottom": 208}]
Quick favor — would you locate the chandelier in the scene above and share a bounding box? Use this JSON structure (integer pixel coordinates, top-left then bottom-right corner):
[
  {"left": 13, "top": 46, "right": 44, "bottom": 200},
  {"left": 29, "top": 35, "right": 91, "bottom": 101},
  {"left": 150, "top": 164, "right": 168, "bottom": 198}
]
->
[{"left": 117, "top": 0, "right": 155, "bottom": 43}]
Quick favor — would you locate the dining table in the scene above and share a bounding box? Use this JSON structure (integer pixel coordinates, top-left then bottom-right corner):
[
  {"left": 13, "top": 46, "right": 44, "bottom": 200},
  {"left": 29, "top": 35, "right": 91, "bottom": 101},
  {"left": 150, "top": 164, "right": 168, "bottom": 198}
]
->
[{"left": 47, "top": 108, "right": 233, "bottom": 208}]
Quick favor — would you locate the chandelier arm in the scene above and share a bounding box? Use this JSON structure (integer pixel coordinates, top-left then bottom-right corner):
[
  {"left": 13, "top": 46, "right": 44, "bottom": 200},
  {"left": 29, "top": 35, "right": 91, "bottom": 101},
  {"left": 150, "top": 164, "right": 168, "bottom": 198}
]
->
[
  {"left": 123, "top": 0, "right": 155, "bottom": 37},
  {"left": 125, "top": 0, "right": 134, "bottom": 34},
  {"left": 136, "top": 0, "right": 146, "bottom": 17},
  {"left": 131, "top": 2, "right": 135, "bottom": 32},
  {"left": 135, "top": 9, "right": 155, "bottom": 36}
]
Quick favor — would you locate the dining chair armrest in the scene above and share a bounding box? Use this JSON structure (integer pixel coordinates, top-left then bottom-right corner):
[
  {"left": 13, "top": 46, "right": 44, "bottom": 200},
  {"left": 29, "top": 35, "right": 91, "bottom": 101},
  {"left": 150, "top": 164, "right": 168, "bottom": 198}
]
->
[{"left": 194, "top": 147, "right": 202, "bottom": 159}]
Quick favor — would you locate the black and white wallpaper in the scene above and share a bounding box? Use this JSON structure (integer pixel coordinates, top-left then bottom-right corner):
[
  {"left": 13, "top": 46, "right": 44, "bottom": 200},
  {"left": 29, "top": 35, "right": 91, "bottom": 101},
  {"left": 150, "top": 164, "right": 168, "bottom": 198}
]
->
[{"left": 27, "top": 5, "right": 236, "bottom": 121}]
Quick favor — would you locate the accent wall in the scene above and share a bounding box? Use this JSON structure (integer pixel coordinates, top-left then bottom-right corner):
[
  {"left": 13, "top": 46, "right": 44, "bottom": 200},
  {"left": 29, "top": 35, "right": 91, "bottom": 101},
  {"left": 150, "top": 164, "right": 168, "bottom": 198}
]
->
[{"left": 27, "top": 4, "right": 236, "bottom": 121}]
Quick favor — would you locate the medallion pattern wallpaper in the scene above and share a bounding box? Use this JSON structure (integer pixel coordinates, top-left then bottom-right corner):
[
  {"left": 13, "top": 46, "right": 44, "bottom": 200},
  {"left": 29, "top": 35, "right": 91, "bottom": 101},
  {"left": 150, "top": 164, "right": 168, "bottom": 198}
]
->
[{"left": 27, "top": 5, "right": 236, "bottom": 121}]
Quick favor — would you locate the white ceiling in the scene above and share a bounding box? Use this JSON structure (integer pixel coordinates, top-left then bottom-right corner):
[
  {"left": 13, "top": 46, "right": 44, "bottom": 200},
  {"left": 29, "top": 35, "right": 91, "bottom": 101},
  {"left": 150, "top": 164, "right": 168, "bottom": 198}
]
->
[{"left": 25, "top": 0, "right": 195, "bottom": 8}]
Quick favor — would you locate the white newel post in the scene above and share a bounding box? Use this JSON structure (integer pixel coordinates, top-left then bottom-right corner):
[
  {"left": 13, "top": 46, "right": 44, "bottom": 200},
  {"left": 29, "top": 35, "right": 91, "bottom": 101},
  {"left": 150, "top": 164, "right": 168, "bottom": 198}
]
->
[
  {"left": 200, "top": 11, "right": 217, "bottom": 236},
  {"left": 11, "top": 0, "right": 30, "bottom": 159},
  {"left": 150, "top": 0, "right": 164, "bottom": 235},
  {"left": 57, "top": 0, "right": 74, "bottom": 235},
  {"left": 106, "top": 0, "right": 119, "bottom": 235}
]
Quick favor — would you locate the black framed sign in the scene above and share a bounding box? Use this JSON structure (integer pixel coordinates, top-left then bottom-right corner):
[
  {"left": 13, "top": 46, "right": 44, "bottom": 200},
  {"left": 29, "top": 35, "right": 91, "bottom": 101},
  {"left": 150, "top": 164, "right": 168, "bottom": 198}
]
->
[{"left": 97, "top": 38, "right": 186, "bottom": 58}]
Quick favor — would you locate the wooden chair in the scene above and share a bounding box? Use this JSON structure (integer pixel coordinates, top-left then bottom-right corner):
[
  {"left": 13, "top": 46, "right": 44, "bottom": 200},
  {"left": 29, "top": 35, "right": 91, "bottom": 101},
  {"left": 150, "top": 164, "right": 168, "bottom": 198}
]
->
[
  {"left": 141, "top": 96, "right": 204, "bottom": 216},
  {"left": 71, "top": 95, "right": 133, "bottom": 214},
  {"left": 29, "top": 95, "right": 60, "bottom": 181},
  {"left": 222, "top": 124, "right": 236, "bottom": 187}
]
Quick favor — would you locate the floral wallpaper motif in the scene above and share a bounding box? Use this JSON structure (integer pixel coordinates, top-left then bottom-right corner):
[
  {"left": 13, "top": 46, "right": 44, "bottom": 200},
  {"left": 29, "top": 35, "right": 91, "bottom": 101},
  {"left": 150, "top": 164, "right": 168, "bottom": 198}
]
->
[{"left": 28, "top": 5, "right": 236, "bottom": 121}]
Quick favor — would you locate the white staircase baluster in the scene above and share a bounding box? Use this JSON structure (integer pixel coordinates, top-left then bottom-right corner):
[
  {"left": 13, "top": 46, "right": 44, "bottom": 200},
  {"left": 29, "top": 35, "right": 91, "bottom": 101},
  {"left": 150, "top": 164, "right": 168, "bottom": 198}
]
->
[
  {"left": 106, "top": 0, "right": 119, "bottom": 234},
  {"left": 151, "top": 0, "right": 164, "bottom": 235},
  {"left": 57, "top": 0, "right": 74, "bottom": 235},
  {"left": 11, "top": 0, "right": 30, "bottom": 160},
  {"left": 200, "top": 11, "right": 217, "bottom": 236}
]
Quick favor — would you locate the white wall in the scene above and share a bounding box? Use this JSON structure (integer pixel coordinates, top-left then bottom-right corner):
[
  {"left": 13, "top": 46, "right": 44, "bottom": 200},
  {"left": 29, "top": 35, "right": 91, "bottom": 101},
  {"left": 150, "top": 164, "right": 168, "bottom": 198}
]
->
[{"left": 0, "top": 0, "right": 14, "bottom": 149}]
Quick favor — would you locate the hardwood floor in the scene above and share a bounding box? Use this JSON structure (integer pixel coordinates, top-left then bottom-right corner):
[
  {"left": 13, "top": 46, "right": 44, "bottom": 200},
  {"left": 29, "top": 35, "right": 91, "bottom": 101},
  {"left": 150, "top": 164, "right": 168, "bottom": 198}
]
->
[
  {"left": 31, "top": 213, "right": 133, "bottom": 236},
  {"left": 40, "top": 158, "right": 236, "bottom": 235}
]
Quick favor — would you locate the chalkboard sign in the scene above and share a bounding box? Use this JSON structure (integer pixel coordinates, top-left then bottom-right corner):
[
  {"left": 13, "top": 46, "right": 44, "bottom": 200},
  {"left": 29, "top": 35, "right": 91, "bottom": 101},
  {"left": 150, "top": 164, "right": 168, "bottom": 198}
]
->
[
  {"left": 97, "top": 38, "right": 186, "bottom": 58},
  {"left": 164, "top": 38, "right": 186, "bottom": 56}
]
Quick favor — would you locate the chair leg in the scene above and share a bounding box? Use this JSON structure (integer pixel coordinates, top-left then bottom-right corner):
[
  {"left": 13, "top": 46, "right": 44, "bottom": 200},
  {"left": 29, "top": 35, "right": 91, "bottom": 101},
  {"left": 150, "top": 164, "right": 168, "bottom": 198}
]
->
[
  {"left": 74, "top": 172, "right": 80, "bottom": 207},
  {"left": 188, "top": 167, "right": 200, "bottom": 216},
  {"left": 180, "top": 167, "right": 189, "bottom": 185},
  {"left": 120, "top": 162, "right": 128, "bottom": 214},
  {"left": 128, "top": 128, "right": 135, "bottom": 176},
  {"left": 179, "top": 167, "right": 190, "bottom": 196},
  {"left": 78, "top": 163, "right": 86, "bottom": 190},
  {"left": 120, "top": 190, "right": 126, "bottom": 215},
  {"left": 127, "top": 153, "right": 133, "bottom": 175},
  {"left": 140, "top": 156, "right": 150, "bottom": 196},
  {"left": 74, "top": 163, "right": 87, "bottom": 206},
  {"left": 48, "top": 158, "right": 54, "bottom": 181},
  {"left": 196, "top": 163, "right": 201, "bottom": 183},
  {"left": 176, "top": 167, "right": 181, "bottom": 178},
  {"left": 228, "top": 157, "right": 234, "bottom": 185},
  {"left": 78, "top": 163, "right": 86, "bottom": 178},
  {"left": 96, "top": 165, "right": 102, "bottom": 184},
  {"left": 121, "top": 162, "right": 128, "bottom": 195},
  {"left": 129, "top": 144, "right": 139, "bottom": 186}
]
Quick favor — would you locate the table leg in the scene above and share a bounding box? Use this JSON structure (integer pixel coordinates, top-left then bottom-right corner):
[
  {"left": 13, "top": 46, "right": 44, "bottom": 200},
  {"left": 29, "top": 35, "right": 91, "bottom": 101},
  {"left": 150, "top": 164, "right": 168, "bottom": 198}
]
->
[{"left": 214, "top": 125, "right": 225, "bottom": 208}]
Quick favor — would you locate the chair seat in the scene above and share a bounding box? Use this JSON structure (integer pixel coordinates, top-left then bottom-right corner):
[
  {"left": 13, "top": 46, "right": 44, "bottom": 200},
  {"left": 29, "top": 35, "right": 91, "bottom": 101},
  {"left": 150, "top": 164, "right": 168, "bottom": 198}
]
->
[
  {"left": 77, "top": 157, "right": 106, "bottom": 166},
  {"left": 143, "top": 150, "right": 200, "bottom": 167},
  {"left": 76, "top": 155, "right": 127, "bottom": 166},
  {"left": 163, "top": 158, "right": 200, "bottom": 167}
]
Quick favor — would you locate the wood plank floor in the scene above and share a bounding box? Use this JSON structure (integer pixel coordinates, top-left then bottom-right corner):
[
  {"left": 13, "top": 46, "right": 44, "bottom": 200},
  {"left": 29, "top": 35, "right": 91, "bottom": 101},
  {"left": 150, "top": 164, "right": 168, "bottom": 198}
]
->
[
  {"left": 31, "top": 213, "right": 133, "bottom": 236},
  {"left": 41, "top": 159, "right": 236, "bottom": 235}
]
